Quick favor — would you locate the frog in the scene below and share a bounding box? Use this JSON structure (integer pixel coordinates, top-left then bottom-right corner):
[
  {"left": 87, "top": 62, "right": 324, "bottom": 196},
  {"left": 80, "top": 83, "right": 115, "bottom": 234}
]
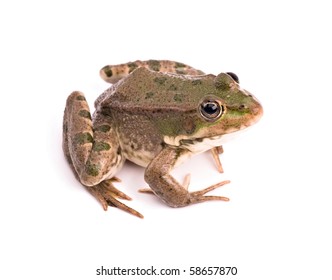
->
[{"left": 63, "top": 60, "right": 263, "bottom": 218}]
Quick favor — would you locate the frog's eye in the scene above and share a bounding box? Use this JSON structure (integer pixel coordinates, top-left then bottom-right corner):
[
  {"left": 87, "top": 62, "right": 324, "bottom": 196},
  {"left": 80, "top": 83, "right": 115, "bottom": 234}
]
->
[
  {"left": 226, "top": 72, "right": 239, "bottom": 83},
  {"left": 199, "top": 98, "right": 225, "bottom": 121}
]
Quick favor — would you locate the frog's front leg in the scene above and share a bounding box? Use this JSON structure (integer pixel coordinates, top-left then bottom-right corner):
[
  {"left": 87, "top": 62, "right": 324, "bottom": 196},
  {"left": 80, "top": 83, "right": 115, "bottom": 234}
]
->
[
  {"left": 144, "top": 145, "right": 230, "bottom": 208},
  {"left": 63, "top": 91, "right": 143, "bottom": 218}
]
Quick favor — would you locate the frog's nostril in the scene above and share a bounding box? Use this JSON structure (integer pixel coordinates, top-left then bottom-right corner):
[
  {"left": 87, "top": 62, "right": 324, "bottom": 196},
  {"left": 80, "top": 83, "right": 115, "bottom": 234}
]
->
[{"left": 239, "top": 104, "right": 246, "bottom": 110}]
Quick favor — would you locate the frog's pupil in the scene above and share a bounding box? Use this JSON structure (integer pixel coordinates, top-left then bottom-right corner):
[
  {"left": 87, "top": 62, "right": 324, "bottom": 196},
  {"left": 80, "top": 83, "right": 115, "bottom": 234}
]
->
[{"left": 204, "top": 102, "right": 218, "bottom": 114}]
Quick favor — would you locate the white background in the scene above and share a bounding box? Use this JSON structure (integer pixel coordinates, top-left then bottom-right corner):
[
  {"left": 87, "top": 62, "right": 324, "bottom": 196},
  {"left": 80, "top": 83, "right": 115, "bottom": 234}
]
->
[{"left": 1, "top": 1, "right": 331, "bottom": 279}]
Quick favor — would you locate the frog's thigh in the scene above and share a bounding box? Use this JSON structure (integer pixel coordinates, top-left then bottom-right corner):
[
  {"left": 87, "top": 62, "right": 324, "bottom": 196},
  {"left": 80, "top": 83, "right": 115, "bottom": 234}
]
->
[{"left": 63, "top": 91, "right": 123, "bottom": 186}]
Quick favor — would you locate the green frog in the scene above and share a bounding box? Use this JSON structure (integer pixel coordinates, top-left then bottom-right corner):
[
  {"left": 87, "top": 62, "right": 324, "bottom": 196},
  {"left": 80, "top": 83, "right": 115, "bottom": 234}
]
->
[{"left": 63, "top": 60, "right": 263, "bottom": 218}]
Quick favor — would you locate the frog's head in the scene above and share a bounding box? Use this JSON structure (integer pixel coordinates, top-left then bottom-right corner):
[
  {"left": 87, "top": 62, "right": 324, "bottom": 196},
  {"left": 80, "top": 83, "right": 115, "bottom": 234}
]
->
[
  {"left": 101, "top": 67, "right": 263, "bottom": 151},
  {"left": 198, "top": 72, "right": 263, "bottom": 135},
  {"left": 166, "top": 72, "right": 263, "bottom": 150}
]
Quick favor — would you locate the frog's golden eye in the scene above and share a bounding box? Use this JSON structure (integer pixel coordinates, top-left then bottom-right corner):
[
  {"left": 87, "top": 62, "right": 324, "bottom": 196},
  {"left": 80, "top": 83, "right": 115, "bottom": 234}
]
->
[
  {"left": 199, "top": 98, "right": 225, "bottom": 121},
  {"left": 226, "top": 72, "right": 239, "bottom": 83}
]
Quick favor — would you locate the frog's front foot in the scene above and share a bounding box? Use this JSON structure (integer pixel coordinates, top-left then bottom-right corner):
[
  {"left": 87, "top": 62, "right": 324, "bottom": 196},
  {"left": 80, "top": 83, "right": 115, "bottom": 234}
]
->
[
  {"left": 186, "top": 180, "right": 230, "bottom": 204},
  {"left": 87, "top": 178, "right": 144, "bottom": 218},
  {"left": 141, "top": 174, "right": 230, "bottom": 207}
]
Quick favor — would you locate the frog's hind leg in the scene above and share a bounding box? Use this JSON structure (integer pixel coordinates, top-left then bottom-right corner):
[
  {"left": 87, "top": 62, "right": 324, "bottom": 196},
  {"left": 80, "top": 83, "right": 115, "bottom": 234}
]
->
[
  {"left": 100, "top": 60, "right": 205, "bottom": 84},
  {"left": 63, "top": 91, "right": 143, "bottom": 218}
]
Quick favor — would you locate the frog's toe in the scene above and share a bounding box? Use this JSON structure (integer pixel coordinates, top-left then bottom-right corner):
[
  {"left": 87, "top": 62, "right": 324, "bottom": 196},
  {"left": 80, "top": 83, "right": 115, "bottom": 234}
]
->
[
  {"left": 108, "top": 176, "right": 121, "bottom": 183},
  {"left": 211, "top": 147, "right": 224, "bottom": 173},
  {"left": 138, "top": 187, "right": 154, "bottom": 194},
  {"left": 189, "top": 180, "right": 231, "bottom": 204},
  {"left": 87, "top": 179, "right": 144, "bottom": 218},
  {"left": 100, "top": 179, "right": 131, "bottom": 200}
]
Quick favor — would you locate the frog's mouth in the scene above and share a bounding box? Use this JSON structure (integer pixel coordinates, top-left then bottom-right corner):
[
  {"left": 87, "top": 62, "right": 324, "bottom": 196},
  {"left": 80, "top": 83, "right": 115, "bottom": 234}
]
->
[
  {"left": 178, "top": 103, "right": 262, "bottom": 154},
  {"left": 178, "top": 126, "right": 252, "bottom": 154}
]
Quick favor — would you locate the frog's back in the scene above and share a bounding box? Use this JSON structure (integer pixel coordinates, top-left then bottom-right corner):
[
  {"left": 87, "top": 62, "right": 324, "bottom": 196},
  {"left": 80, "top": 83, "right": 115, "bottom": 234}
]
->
[{"left": 99, "top": 67, "right": 216, "bottom": 113}]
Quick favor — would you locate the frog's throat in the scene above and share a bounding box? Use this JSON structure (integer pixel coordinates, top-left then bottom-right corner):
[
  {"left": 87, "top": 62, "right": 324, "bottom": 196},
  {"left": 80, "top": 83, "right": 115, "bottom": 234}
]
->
[{"left": 163, "top": 126, "right": 251, "bottom": 154}]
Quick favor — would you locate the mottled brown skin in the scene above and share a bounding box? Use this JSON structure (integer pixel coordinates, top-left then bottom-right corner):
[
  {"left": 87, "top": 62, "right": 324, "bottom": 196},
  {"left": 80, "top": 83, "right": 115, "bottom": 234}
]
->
[{"left": 63, "top": 60, "right": 263, "bottom": 218}]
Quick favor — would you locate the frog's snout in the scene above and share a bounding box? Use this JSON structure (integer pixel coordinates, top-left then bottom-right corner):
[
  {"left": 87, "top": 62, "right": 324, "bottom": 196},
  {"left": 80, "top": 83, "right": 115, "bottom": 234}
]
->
[
  {"left": 250, "top": 99, "right": 263, "bottom": 125},
  {"left": 253, "top": 101, "right": 263, "bottom": 116}
]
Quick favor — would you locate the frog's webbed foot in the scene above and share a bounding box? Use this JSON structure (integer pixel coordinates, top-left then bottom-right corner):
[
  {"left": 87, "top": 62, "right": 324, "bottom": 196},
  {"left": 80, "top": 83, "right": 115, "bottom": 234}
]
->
[
  {"left": 211, "top": 146, "right": 224, "bottom": 173},
  {"left": 180, "top": 174, "right": 230, "bottom": 204},
  {"left": 87, "top": 179, "right": 144, "bottom": 218},
  {"left": 140, "top": 174, "right": 230, "bottom": 204}
]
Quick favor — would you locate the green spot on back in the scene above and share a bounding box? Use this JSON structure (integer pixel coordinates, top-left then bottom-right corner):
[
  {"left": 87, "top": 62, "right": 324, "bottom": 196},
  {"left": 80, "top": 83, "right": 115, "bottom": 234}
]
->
[
  {"left": 95, "top": 125, "right": 111, "bottom": 133},
  {"left": 93, "top": 142, "right": 111, "bottom": 152},
  {"left": 145, "top": 92, "right": 155, "bottom": 99},
  {"left": 154, "top": 76, "right": 167, "bottom": 85},
  {"left": 74, "top": 132, "right": 93, "bottom": 145},
  {"left": 192, "top": 79, "right": 202, "bottom": 85},
  {"left": 173, "top": 94, "right": 182, "bottom": 102},
  {"left": 147, "top": 60, "right": 161, "bottom": 71},
  {"left": 79, "top": 110, "right": 91, "bottom": 119},
  {"left": 169, "top": 84, "right": 177, "bottom": 91}
]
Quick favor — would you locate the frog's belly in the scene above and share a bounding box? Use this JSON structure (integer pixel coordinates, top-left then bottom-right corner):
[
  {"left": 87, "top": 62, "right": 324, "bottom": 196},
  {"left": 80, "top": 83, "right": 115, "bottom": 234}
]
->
[
  {"left": 122, "top": 128, "right": 249, "bottom": 167},
  {"left": 123, "top": 146, "right": 192, "bottom": 168},
  {"left": 123, "top": 148, "right": 159, "bottom": 167}
]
